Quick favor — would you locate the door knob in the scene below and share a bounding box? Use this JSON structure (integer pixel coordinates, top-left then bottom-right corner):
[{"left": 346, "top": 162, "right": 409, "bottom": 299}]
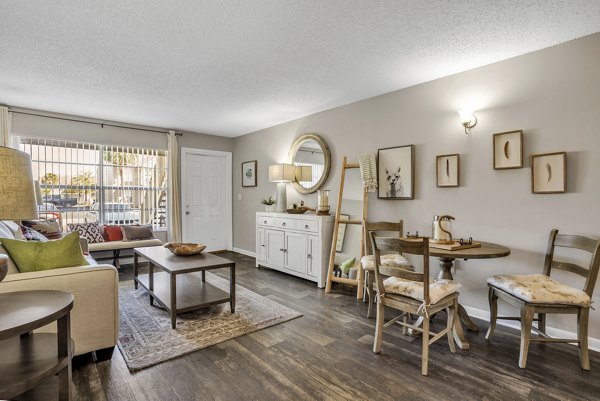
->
[{"left": 186, "top": 211, "right": 190, "bottom": 215}]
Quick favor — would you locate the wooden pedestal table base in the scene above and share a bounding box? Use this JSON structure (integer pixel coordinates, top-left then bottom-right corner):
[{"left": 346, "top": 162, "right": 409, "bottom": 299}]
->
[{"left": 430, "top": 242, "right": 510, "bottom": 350}]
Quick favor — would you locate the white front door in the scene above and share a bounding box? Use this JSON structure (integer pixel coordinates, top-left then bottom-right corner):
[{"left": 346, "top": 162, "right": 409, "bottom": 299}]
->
[{"left": 182, "top": 149, "right": 232, "bottom": 251}]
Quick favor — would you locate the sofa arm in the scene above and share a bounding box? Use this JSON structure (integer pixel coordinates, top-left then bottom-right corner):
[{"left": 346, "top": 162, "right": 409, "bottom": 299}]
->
[
  {"left": 79, "top": 237, "right": 89, "bottom": 253},
  {"left": 0, "top": 264, "right": 119, "bottom": 355}
]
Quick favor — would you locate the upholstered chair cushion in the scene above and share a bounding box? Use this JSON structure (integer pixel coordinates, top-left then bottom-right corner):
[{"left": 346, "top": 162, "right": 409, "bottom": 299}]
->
[
  {"left": 487, "top": 274, "right": 591, "bottom": 307},
  {"left": 383, "top": 277, "right": 460, "bottom": 304},
  {"left": 361, "top": 254, "right": 414, "bottom": 272}
]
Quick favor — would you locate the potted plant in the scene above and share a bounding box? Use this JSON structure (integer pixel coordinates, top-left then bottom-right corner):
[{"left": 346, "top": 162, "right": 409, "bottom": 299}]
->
[{"left": 261, "top": 196, "right": 276, "bottom": 212}]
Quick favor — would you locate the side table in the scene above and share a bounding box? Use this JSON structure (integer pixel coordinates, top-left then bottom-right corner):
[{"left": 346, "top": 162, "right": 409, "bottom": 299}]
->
[{"left": 0, "top": 290, "right": 75, "bottom": 401}]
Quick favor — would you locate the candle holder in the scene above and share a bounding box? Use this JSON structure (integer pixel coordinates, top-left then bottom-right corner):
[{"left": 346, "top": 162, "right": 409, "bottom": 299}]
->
[{"left": 317, "top": 189, "right": 330, "bottom": 215}]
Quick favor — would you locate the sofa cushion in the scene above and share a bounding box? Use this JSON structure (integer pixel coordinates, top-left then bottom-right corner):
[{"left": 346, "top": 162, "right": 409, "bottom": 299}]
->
[
  {"left": 0, "top": 220, "right": 26, "bottom": 240},
  {"left": 121, "top": 225, "right": 154, "bottom": 241},
  {"left": 0, "top": 232, "right": 89, "bottom": 273},
  {"left": 104, "top": 225, "right": 124, "bottom": 241},
  {"left": 383, "top": 277, "right": 460, "bottom": 304},
  {"left": 88, "top": 238, "right": 163, "bottom": 252},
  {"left": 487, "top": 274, "right": 591, "bottom": 307},
  {"left": 21, "top": 219, "right": 62, "bottom": 240},
  {"left": 68, "top": 222, "right": 105, "bottom": 244}
]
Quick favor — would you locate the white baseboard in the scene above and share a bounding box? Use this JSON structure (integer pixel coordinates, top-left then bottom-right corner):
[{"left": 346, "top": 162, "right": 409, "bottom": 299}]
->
[
  {"left": 233, "top": 247, "right": 256, "bottom": 258},
  {"left": 463, "top": 305, "right": 600, "bottom": 352}
]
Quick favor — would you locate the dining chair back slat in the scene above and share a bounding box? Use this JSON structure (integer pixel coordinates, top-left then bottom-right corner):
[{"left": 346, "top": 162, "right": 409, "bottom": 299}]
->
[
  {"left": 371, "top": 234, "right": 430, "bottom": 304},
  {"left": 364, "top": 221, "right": 403, "bottom": 256}
]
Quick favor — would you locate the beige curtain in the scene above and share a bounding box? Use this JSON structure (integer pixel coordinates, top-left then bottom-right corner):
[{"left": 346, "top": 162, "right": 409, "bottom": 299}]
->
[
  {"left": 167, "top": 130, "right": 182, "bottom": 242},
  {"left": 0, "top": 106, "right": 12, "bottom": 148}
]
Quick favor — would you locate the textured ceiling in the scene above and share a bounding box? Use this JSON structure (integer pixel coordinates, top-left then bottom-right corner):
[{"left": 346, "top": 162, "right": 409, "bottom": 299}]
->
[{"left": 1, "top": 1, "right": 599, "bottom": 137}]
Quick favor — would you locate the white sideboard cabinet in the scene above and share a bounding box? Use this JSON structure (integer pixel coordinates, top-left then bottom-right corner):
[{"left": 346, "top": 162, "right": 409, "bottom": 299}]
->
[{"left": 256, "top": 212, "right": 334, "bottom": 288}]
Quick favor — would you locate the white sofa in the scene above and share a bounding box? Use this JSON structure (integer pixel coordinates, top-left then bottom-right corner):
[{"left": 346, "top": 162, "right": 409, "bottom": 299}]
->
[
  {"left": 0, "top": 221, "right": 118, "bottom": 359},
  {"left": 88, "top": 237, "right": 163, "bottom": 268}
]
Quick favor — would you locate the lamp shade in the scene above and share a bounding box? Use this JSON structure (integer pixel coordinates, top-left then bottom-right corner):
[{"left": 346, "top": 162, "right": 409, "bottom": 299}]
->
[
  {"left": 34, "top": 180, "right": 43, "bottom": 206},
  {"left": 0, "top": 147, "right": 38, "bottom": 220},
  {"left": 295, "top": 165, "right": 313, "bottom": 182},
  {"left": 268, "top": 163, "right": 295, "bottom": 183}
]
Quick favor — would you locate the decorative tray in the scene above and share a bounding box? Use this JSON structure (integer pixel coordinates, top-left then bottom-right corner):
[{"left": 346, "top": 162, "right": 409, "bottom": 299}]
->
[{"left": 286, "top": 209, "right": 307, "bottom": 214}]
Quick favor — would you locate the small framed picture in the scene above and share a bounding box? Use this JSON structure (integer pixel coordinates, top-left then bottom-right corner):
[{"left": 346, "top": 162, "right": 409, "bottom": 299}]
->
[
  {"left": 335, "top": 214, "right": 350, "bottom": 252},
  {"left": 531, "top": 152, "right": 566, "bottom": 194},
  {"left": 493, "top": 130, "right": 523, "bottom": 169},
  {"left": 436, "top": 154, "right": 459, "bottom": 187},
  {"left": 241, "top": 160, "right": 257, "bottom": 187},
  {"left": 377, "top": 144, "right": 415, "bottom": 199}
]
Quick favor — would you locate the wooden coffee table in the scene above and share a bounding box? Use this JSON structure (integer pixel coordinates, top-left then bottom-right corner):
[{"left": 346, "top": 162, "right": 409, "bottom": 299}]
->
[{"left": 134, "top": 247, "right": 235, "bottom": 329}]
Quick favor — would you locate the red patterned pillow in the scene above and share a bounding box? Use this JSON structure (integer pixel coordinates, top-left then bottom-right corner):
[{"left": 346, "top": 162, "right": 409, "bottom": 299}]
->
[
  {"left": 67, "top": 222, "right": 105, "bottom": 244},
  {"left": 104, "top": 225, "right": 124, "bottom": 241}
]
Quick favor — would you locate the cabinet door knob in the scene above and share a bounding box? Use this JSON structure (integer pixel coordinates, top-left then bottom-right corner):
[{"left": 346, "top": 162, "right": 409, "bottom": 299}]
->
[
  {"left": 261, "top": 244, "right": 265, "bottom": 247},
  {"left": 282, "top": 222, "right": 286, "bottom": 226},
  {"left": 280, "top": 248, "right": 283, "bottom": 252},
  {"left": 307, "top": 254, "right": 312, "bottom": 259},
  {"left": 264, "top": 220, "right": 267, "bottom": 224},
  {"left": 305, "top": 225, "right": 309, "bottom": 229}
]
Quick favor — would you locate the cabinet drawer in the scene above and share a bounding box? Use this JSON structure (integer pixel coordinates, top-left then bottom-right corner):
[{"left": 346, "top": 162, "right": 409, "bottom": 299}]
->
[
  {"left": 274, "top": 217, "right": 296, "bottom": 230},
  {"left": 257, "top": 216, "right": 274, "bottom": 227},
  {"left": 296, "top": 219, "right": 319, "bottom": 233}
]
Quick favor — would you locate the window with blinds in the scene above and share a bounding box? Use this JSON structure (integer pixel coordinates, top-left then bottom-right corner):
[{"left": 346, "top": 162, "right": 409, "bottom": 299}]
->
[{"left": 17, "top": 137, "right": 168, "bottom": 230}]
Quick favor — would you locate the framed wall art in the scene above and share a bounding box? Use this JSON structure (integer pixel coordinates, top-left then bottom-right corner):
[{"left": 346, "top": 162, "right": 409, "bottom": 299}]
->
[
  {"left": 531, "top": 152, "right": 566, "bottom": 194},
  {"left": 436, "top": 154, "right": 459, "bottom": 187},
  {"left": 493, "top": 130, "right": 523, "bottom": 169},
  {"left": 241, "top": 160, "right": 257, "bottom": 187},
  {"left": 377, "top": 144, "right": 415, "bottom": 199},
  {"left": 335, "top": 214, "right": 350, "bottom": 252}
]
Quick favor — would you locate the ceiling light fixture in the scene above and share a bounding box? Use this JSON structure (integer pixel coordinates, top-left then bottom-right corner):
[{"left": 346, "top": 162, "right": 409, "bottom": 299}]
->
[{"left": 458, "top": 109, "right": 477, "bottom": 134}]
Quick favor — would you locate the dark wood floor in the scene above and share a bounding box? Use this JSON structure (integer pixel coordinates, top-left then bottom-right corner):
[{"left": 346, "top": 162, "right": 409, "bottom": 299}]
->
[{"left": 72, "top": 251, "right": 600, "bottom": 401}]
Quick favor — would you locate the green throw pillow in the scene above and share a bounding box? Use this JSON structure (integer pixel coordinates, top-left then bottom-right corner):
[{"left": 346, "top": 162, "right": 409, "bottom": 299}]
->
[
  {"left": 0, "top": 232, "right": 88, "bottom": 273},
  {"left": 340, "top": 257, "right": 356, "bottom": 276}
]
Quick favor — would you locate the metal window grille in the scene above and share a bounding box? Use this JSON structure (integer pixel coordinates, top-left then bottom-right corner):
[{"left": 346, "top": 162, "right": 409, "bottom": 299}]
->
[{"left": 17, "top": 137, "right": 168, "bottom": 231}]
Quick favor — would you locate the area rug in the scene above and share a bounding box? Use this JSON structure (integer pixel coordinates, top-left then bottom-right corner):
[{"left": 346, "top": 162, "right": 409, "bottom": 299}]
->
[{"left": 117, "top": 272, "right": 302, "bottom": 371}]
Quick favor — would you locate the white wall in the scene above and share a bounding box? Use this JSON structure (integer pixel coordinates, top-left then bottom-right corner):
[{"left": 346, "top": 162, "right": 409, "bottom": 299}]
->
[{"left": 232, "top": 33, "right": 600, "bottom": 340}]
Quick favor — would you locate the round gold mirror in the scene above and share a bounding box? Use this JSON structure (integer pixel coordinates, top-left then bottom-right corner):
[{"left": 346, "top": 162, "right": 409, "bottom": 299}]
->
[{"left": 288, "top": 134, "right": 331, "bottom": 194}]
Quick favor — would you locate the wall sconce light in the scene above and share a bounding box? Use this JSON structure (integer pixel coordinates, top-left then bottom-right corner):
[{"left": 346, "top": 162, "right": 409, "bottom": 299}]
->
[{"left": 458, "top": 109, "right": 477, "bottom": 134}]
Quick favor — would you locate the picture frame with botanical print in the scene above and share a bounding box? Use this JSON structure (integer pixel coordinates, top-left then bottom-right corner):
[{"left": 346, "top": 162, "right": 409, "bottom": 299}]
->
[
  {"left": 531, "top": 152, "right": 566, "bottom": 194},
  {"left": 436, "top": 154, "right": 459, "bottom": 187},
  {"left": 377, "top": 144, "right": 415, "bottom": 199},
  {"left": 493, "top": 130, "right": 523, "bottom": 169},
  {"left": 241, "top": 160, "right": 257, "bottom": 187}
]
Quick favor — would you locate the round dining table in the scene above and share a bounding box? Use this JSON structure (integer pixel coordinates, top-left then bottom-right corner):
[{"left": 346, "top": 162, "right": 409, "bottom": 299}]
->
[{"left": 428, "top": 241, "right": 510, "bottom": 350}]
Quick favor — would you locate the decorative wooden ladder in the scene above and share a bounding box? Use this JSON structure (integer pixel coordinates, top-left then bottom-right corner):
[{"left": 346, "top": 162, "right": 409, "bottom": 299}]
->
[{"left": 325, "top": 156, "right": 368, "bottom": 299}]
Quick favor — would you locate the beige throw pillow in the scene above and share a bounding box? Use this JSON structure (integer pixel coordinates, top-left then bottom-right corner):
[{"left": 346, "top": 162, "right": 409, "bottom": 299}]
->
[{"left": 121, "top": 225, "right": 154, "bottom": 241}]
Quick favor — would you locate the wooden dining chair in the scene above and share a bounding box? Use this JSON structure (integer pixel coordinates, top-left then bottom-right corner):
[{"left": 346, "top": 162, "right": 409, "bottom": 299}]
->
[
  {"left": 486, "top": 229, "right": 600, "bottom": 369},
  {"left": 371, "top": 233, "right": 460, "bottom": 375},
  {"left": 360, "top": 220, "right": 414, "bottom": 317}
]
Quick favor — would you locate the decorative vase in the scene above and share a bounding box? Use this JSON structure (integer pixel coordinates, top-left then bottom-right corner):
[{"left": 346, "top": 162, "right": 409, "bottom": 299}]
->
[{"left": 266, "top": 204, "right": 276, "bottom": 212}]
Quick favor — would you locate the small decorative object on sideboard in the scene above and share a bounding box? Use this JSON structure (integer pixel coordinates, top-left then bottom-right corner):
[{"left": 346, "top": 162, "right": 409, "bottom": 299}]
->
[
  {"left": 261, "top": 196, "right": 277, "bottom": 212},
  {"left": 164, "top": 242, "right": 207, "bottom": 256},
  {"left": 317, "top": 189, "right": 330, "bottom": 215}
]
